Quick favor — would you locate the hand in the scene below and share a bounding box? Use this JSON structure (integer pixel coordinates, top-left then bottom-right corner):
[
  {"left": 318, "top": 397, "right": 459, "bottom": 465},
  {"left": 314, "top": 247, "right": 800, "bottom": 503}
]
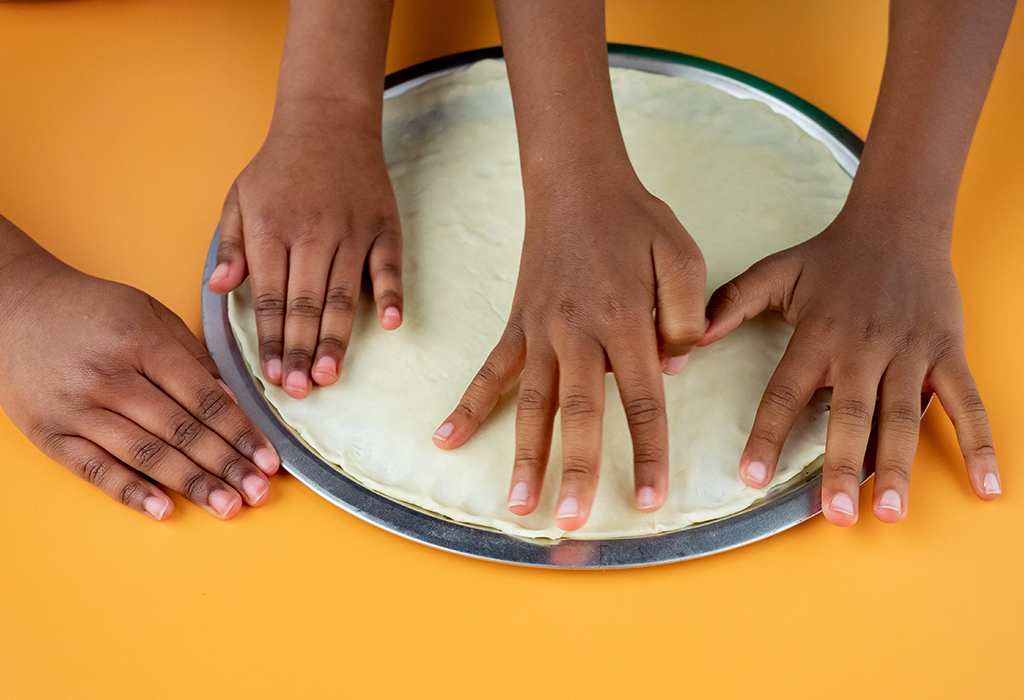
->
[
  {"left": 0, "top": 247, "right": 281, "bottom": 520},
  {"left": 208, "top": 106, "right": 403, "bottom": 399},
  {"left": 433, "top": 180, "right": 707, "bottom": 530},
  {"left": 701, "top": 205, "right": 1000, "bottom": 526}
]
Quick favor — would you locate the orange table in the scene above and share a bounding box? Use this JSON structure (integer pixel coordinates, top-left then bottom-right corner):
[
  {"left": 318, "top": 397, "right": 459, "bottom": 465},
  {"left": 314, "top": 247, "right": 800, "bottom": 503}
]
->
[{"left": 1, "top": 2, "right": 1022, "bottom": 698}]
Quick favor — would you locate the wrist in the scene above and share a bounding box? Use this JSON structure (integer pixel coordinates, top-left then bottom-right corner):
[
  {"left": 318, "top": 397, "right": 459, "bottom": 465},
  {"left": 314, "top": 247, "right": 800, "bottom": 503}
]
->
[
  {"left": 832, "top": 195, "right": 954, "bottom": 259},
  {"left": 521, "top": 146, "right": 642, "bottom": 206},
  {"left": 269, "top": 93, "right": 381, "bottom": 141}
]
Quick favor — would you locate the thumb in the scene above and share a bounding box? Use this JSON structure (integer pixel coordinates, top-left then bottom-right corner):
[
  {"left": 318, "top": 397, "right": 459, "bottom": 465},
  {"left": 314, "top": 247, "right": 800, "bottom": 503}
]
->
[
  {"left": 207, "top": 183, "right": 249, "bottom": 294},
  {"left": 653, "top": 236, "right": 707, "bottom": 375},
  {"left": 700, "top": 252, "right": 799, "bottom": 346}
]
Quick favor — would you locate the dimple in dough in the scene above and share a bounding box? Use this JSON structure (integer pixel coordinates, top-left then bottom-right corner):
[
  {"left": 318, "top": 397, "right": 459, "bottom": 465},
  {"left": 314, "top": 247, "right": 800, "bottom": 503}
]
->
[{"left": 228, "top": 59, "right": 850, "bottom": 540}]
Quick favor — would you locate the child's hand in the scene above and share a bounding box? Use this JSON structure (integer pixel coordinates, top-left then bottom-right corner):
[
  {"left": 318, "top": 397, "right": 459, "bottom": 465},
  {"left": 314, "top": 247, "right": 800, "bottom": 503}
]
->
[
  {"left": 701, "top": 205, "right": 1000, "bottom": 525},
  {"left": 433, "top": 179, "right": 707, "bottom": 530},
  {"left": 208, "top": 110, "right": 402, "bottom": 399},
  {"left": 0, "top": 246, "right": 281, "bottom": 520}
]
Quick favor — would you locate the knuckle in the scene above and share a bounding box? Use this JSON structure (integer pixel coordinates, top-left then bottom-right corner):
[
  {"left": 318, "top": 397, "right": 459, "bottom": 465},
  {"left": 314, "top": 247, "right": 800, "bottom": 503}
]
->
[
  {"left": 877, "top": 459, "right": 912, "bottom": 484},
  {"left": 931, "top": 331, "right": 963, "bottom": 364},
  {"left": 316, "top": 335, "right": 348, "bottom": 355},
  {"left": 718, "top": 281, "right": 744, "bottom": 311},
  {"left": 252, "top": 293, "right": 286, "bottom": 318},
  {"left": 560, "top": 392, "right": 599, "bottom": 420},
  {"left": 826, "top": 459, "right": 863, "bottom": 482},
  {"left": 749, "top": 424, "right": 786, "bottom": 450},
  {"left": 324, "top": 286, "right": 357, "bottom": 314},
  {"left": 760, "top": 379, "right": 803, "bottom": 418},
  {"left": 283, "top": 348, "right": 314, "bottom": 369},
  {"left": 965, "top": 441, "right": 996, "bottom": 459},
  {"left": 286, "top": 293, "right": 324, "bottom": 319},
  {"left": 130, "top": 437, "right": 166, "bottom": 471},
  {"left": 118, "top": 480, "right": 145, "bottom": 507},
  {"left": 471, "top": 361, "right": 502, "bottom": 391},
  {"left": 81, "top": 456, "right": 110, "bottom": 487},
  {"left": 375, "top": 261, "right": 401, "bottom": 278},
  {"left": 258, "top": 338, "right": 283, "bottom": 362},
  {"left": 560, "top": 458, "right": 595, "bottom": 483},
  {"left": 194, "top": 386, "right": 231, "bottom": 423},
  {"left": 517, "top": 387, "right": 552, "bottom": 419},
  {"left": 513, "top": 449, "right": 546, "bottom": 472},
  {"left": 230, "top": 425, "right": 259, "bottom": 458},
  {"left": 882, "top": 399, "right": 920, "bottom": 435},
  {"left": 181, "top": 471, "right": 209, "bottom": 503},
  {"left": 218, "top": 455, "right": 248, "bottom": 485},
  {"left": 168, "top": 413, "right": 205, "bottom": 452},
  {"left": 622, "top": 395, "right": 665, "bottom": 428},
  {"left": 830, "top": 398, "right": 875, "bottom": 427},
  {"left": 630, "top": 441, "right": 664, "bottom": 468}
]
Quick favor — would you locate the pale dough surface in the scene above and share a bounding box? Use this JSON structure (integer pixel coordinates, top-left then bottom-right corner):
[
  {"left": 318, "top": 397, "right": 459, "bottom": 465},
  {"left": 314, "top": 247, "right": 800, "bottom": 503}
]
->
[{"left": 228, "top": 60, "right": 850, "bottom": 539}]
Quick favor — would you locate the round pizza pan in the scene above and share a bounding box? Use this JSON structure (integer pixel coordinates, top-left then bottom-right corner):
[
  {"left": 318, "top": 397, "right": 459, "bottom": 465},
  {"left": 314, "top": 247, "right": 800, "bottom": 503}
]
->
[{"left": 202, "top": 45, "right": 880, "bottom": 569}]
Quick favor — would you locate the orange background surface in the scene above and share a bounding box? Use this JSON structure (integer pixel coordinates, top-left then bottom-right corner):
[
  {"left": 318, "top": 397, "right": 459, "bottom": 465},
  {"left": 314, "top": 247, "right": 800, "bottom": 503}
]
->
[{"left": 1, "top": 1, "right": 1022, "bottom": 698}]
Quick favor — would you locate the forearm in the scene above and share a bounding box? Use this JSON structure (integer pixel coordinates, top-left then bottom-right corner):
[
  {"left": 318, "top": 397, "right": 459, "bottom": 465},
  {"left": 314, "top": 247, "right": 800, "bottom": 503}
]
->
[
  {"left": 847, "top": 0, "right": 1016, "bottom": 242},
  {"left": 493, "top": 0, "right": 637, "bottom": 200},
  {"left": 271, "top": 0, "right": 393, "bottom": 136}
]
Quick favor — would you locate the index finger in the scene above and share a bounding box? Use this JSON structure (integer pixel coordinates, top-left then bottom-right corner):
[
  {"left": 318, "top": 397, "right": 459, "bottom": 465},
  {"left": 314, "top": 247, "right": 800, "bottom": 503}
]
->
[{"left": 142, "top": 343, "right": 280, "bottom": 475}]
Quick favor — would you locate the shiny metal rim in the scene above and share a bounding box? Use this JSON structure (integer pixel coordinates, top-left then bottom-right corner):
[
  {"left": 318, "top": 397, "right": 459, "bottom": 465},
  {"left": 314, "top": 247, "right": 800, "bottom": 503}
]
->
[{"left": 202, "top": 45, "right": 875, "bottom": 569}]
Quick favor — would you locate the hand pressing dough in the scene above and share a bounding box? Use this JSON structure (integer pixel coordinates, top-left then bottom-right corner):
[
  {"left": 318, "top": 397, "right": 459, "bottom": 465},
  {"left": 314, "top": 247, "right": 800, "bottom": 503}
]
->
[{"left": 228, "top": 59, "right": 850, "bottom": 539}]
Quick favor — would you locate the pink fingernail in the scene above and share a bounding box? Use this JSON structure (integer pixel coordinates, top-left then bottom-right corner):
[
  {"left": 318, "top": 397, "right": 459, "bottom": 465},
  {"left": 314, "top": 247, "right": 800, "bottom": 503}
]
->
[
  {"left": 508, "top": 481, "right": 529, "bottom": 508},
  {"left": 745, "top": 460, "right": 768, "bottom": 485},
  {"left": 433, "top": 422, "right": 455, "bottom": 442},
  {"left": 209, "top": 489, "right": 238, "bottom": 518},
  {"left": 662, "top": 354, "right": 689, "bottom": 376},
  {"left": 265, "top": 358, "right": 282, "bottom": 384},
  {"left": 829, "top": 492, "right": 855, "bottom": 517},
  {"left": 242, "top": 475, "right": 269, "bottom": 504},
  {"left": 382, "top": 306, "right": 402, "bottom": 329},
  {"left": 253, "top": 447, "right": 280, "bottom": 475},
  {"left": 704, "top": 318, "right": 710, "bottom": 331},
  {"left": 555, "top": 496, "right": 579, "bottom": 521},
  {"left": 217, "top": 380, "right": 237, "bottom": 403},
  {"left": 313, "top": 357, "right": 337, "bottom": 382},
  {"left": 637, "top": 486, "right": 657, "bottom": 511},
  {"left": 209, "top": 263, "right": 229, "bottom": 286},
  {"left": 983, "top": 473, "right": 1001, "bottom": 495},
  {"left": 143, "top": 496, "right": 169, "bottom": 521},
  {"left": 878, "top": 489, "right": 902, "bottom": 512},
  {"left": 285, "top": 371, "right": 309, "bottom": 396}
]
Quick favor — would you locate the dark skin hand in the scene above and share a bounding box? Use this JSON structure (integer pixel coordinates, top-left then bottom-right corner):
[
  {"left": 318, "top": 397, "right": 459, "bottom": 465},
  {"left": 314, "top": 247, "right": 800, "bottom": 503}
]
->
[
  {"left": 433, "top": 0, "right": 707, "bottom": 531},
  {"left": 0, "top": 218, "right": 281, "bottom": 520},
  {"left": 702, "top": 0, "right": 1014, "bottom": 525},
  {"left": 209, "top": 0, "right": 401, "bottom": 399}
]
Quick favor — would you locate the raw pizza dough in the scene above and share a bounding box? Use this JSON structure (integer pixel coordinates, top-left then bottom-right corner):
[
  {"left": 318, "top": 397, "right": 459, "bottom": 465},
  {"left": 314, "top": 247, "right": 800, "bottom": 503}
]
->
[{"left": 228, "top": 59, "right": 851, "bottom": 539}]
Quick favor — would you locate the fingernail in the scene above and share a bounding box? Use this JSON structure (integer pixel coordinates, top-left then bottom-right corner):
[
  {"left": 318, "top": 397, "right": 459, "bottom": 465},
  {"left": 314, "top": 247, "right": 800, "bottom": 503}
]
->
[
  {"left": 209, "top": 262, "right": 229, "bottom": 286},
  {"left": 143, "top": 496, "right": 169, "bottom": 521},
  {"left": 637, "top": 486, "right": 657, "bottom": 511},
  {"left": 253, "top": 447, "right": 280, "bottom": 475},
  {"left": 745, "top": 460, "right": 768, "bottom": 485},
  {"left": 829, "top": 492, "right": 855, "bottom": 517},
  {"left": 382, "top": 306, "right": 401, "bottom": 329},
  {"left": 285, "top": 371, "right": 308, "bottom": 396},
  {"left": 662, "top": 354, "right": 689, "bottom": 376},
  {"left": 983, "top": 473, "right": 1001, "bottom": 495},
  {"left": 312, "top": 356, "right": 337, "bottom": 382},
  {"left": 265, "top": 358, "right": 282, "bottom": 384},
  {"left": 433, "top": 422, "right": 455, "bottom": 442},
  {"left": 242, "top": 475, "right": 269, "bottom": 504},
  {"left": 209, "top": 489, "right": 238, "bottom": 518},
  {"left": 217, "top": 380, "right": 237, "bottom": 403},
  {"left": 508, "top": 481, "right": 529, "bottom": 508},
  {"left": 704, "top": 318, "right": 710, "bottom": 331},
  {"left": 555, "top": 496, "right": 579, "bottom": 521},
  {"left": 878, "top": 489, "right": 902, "bottom": 512}
]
